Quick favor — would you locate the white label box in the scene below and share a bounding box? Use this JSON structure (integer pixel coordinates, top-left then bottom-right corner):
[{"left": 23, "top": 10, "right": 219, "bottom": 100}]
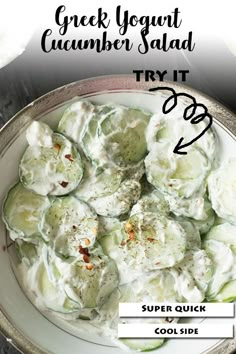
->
[
  {"left": 119, "top": 303, "right": 235, "bottom": 317},
  {"left": 118, "top": 323, "right": 234, "bottom": 338}
]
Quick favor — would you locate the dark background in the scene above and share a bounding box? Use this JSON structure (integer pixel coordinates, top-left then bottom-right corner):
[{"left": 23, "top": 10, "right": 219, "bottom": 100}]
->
[{"left": 0, "top": 37, "right": 236, "bottom": 353}]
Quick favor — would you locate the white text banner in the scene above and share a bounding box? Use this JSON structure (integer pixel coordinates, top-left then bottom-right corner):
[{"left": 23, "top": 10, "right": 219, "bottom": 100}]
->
[
  {"left": 118, "top": 324, "right": 234, "bottom": 338},
  {"left": 119, "top": 303, "right": 235, "bottom": 317}
]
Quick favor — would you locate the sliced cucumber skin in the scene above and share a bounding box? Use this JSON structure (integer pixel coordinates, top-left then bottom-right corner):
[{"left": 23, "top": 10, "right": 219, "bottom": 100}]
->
[
  {"left": 37, "top": 262, "right": 80, "bottom": 314},
  {"left": 205, "top": 223, "right": 236, "bottom": 246},
  {"left": 88, "top": 180, "right": 141, "bottom": 217},
  {"left": 203, "top": 238, "right": 236, "bottom": 300},
  {"left": 120, "top": 338, "right": 165, "bottom": 352},
  {"left": 74, "top": 160, "right": 124, "bottom": 201},
  {"left": 39, "top": 196, "right": 98, "bottom": 257},
  {"left": 81, "top": 104, "right": 150, "bottom": 168},
  {"left": 208, "top": 158, "right": 236, "bottom": 224},
  {"left": 203, "top": 224, "right": 236, "bottom": 301},
  {"left": 207, "top": 280, "right": 236, "bottom": 302},
  {"left": 100, "top": 213, "right": 187, "bottom": 285},
  {"left": 57, "top": 100, "right": 96, "bottom": 144},
  {"left": 19, "top": 133, "right": 83, "bottom": 196},
  {"left": 2, "top": 182, "right": 50, "bottom": 240},
  {"left": 99, "top": 107, "right": 150, "bottom": 166},
  {"left": 145, "top": 142, "right": 209, "bottom": 199}
]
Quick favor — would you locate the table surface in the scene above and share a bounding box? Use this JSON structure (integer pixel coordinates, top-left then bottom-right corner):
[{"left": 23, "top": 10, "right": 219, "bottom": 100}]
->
[{"left": 0, "top": 38, "right": 236, "bottom": 354}]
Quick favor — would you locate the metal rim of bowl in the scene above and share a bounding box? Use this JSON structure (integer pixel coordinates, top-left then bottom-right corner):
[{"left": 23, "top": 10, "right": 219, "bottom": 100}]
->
[{"left": 0, "top": 74, "right": 236, "bottom": 354}]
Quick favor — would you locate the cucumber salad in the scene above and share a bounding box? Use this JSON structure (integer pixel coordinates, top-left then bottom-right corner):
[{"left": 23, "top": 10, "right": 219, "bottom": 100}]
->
[{"left": 2, "top": 99, "right": 236, "bottom": 352}]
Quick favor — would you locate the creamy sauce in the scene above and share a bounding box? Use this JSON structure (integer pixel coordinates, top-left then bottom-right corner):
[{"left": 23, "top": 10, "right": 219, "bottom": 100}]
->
[
  {"left": 4, "top": 99, "right": 235, "bottom": 352},
  {"left": 26, "top": 121, "right": 54, "bottom": 147}
]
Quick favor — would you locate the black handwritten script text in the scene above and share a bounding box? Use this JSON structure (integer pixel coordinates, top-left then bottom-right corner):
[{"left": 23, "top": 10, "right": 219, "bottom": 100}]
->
[
  {"left": 41, "top": 5, "right": 196, "bottom": 54},
  {"left": 149, "top": 87, "right": 213, "bottom": 155}
]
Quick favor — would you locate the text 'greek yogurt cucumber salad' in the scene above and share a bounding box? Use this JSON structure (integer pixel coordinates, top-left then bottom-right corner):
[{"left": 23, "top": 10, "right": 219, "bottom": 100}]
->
[{"left": 2, "top": 99, "right": 236, "bottom": 352}]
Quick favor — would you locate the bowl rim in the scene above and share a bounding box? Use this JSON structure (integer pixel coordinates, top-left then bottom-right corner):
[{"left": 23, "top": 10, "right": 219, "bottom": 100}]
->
[{"left": 0, "top": 74, "right": 236, "bottom": 354}]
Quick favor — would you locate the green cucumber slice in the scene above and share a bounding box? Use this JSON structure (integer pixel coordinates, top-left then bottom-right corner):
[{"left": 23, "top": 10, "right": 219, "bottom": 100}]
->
[
  {"left": 36, "top": 262, "right": 80, "bottom": 313},
  {"left": 203, "top": 239, "right": 236, "bottom": 299},
  {"left": 100, "top": 213, "right": 187, "bottom": 284},
  {"left": 57, "top": 100, "right": 96, "bottom": 144},
  {"left": 175, "top": 249, "right": 213, "bottom": 296},
  {"left": 168, "top": 196, "right": 215, "bottom": 235},
  {"left": 146, "top": 109, "right": 216, "bottom": 162},
  {"left": 100, "top": 106, "right": 150, "bottom": 166},
  {"left": 120, "top": 338, "right": 165, "bottom": 352},
  {"left": 74, "top": 157, "right": 142, "bottom": 217},
  {"left": 15, "top": 239, "right": 39, "bottom": 266},
  {"left": 211, "top": 280, "right": 236, "bottom": 302},
  {"left": 2, "top": 182, "right": 50, "bottom": 240},
  {"left": 81, "top": 104, "right": 150, "bottom": 168},
  {"left": 203, "top": 223, "right": 236, "bottom": 301},
  {"left": 208, "top": 158, "right": 236, "bottom": 224},
  {"left": 165, "top": 194, "right": 215, "bottom": 230},
  {"left": 145, "top": 142, "right": 209, "bottom": 198},
  {"left": 80, "top": 105, "right": 111, "bottom": 165},
  {"left": 74, "top": 160, "right": 124, "bottom": 201},
  {"left": 131, "top": 189, "right": 170, "bottom": 216},
  {"left": 19, "top": 132, "right": 83, "bottom": 196},
  {"left": 88, "top": 179, "right": 141, "bottom": 217},
  {"left": 40, "top": 196, "right": 98, "bottom": 257},
  {"left": 204, "top": 223, "right": 236, "bottom": 253},
  {"left": 53, "top": 243, "right": 119, "bottom": 309}
]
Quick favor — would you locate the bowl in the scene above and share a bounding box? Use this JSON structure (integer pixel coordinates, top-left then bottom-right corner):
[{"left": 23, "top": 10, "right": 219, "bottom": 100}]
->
[{"left": 0, "top": 75, "right": 236, "bottom": 354}]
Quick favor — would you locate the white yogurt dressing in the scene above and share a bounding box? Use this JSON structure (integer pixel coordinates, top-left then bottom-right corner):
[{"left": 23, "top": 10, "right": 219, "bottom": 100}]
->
[
  {"left": 4, "top": 98, "right": 232, "bottom": 352},
  {"left": 26, "top": 121, "right": 54, "bottom": 147}
]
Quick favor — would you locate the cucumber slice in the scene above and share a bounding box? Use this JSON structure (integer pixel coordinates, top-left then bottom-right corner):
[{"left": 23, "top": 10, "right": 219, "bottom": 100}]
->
[
  {"left": 42, "top": 247, "right": 97, "bottom": 319},
  {"left": 175, "top": 249, "right": 213, "bottom": 296},
  {"left": 41, "top": 243, "right": 118, "bottom": 313},
  {"left": 53, "top": 243, "right": 119, "bottom": 309},
  {"left": 203, "top": 225, "right": 236, "bottom": 299},
  {"left": 2, "top": 182, "right": 50, "bottom": 241},
  {"left": 165, "top": 193, "right": 210, "bottom": 219},
  {"left": 15, "top": 239, "right": 39, "bottom": 266},
  {"left": 204, "top": 223, "right": 236, "bottom": 253},
  {"left": 100, "top": 106, "right": 150, "bottom": 166},
  {"left": 203, "top": 239, "right": 236, "bottom": 299},
  {"left": 57, "top": 100, "right": 96, "bottom": 144},
  {"left": 174, "top": 218, "right": 201, "bottom": 250},
  {"left": 131, "top": 189, "right": 169, "bottom": 216},
  {"left": 100, "top": 213, "right": 187, "bottom": 284},
  {"left": 19, "top": 132, "right": 83, "bottom": 196},
  {"left": 88, "top": 179, "right": 141, "bottom": 217},
  {"left": 145, "top": 142, "right": 209, "bottom": 198},
  {"left": 74, "top": 159, "right": 124, "bottom": 201},
  {"left": 170, "top": 262, "right": 210, "bottom": 303},
  {"left": 81, "top": 104, "right": 150, "bottom": 168},
  {"left": 212, "top": 280, "right": 236, "bottom": 302},
  {"left": 36, "top": 261, "right": 80, "bottom": 313},
  {"left": 166, "top": 195, "right": 215, "bottom": 234},
  {"left": 74, "top": 157, "right": 142, "bottom": 217},
  {"left": 120, "top": 338, "right": 164, "bottom": 352},
  {"left": 146, "top": 109, "right": 216, "bottom": 162},
  {"left": 40, "top": 196, "right": 98, "bottom": 257},
  {"left": 208, "top": 158, "right": 236, "bottom": 224}
]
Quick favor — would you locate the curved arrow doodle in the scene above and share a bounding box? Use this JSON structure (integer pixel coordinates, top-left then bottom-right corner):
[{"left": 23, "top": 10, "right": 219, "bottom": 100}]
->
[{"left": 149, "top": 86, "right": 213, "bottom": 155}]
